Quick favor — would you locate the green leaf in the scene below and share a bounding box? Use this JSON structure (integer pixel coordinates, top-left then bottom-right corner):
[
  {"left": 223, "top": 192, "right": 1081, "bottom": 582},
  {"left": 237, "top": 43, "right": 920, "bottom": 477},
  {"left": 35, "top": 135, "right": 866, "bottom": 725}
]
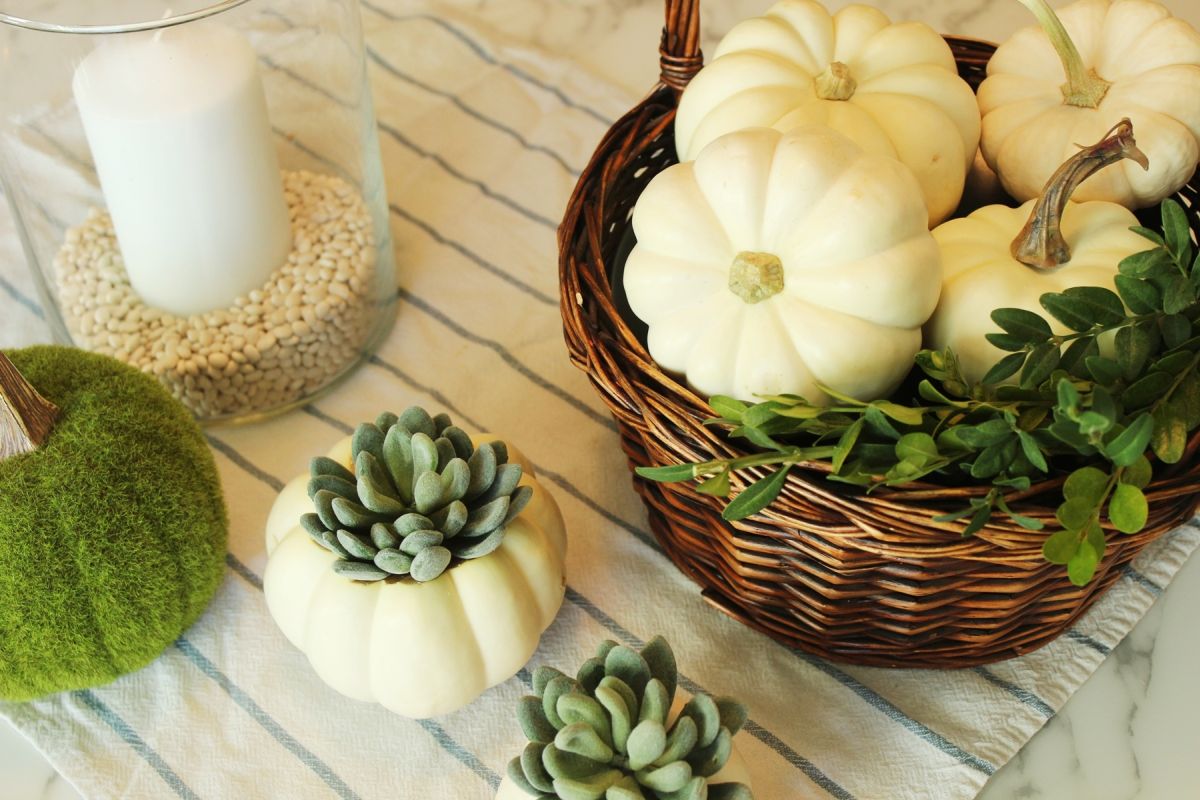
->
[
  {"left": 771, "top": 404, "right": 826, "bottom": 419},
  {"left": 636, "top": 464, "right": 696, "bottom": 482},
  {"left": 1059, "top": 336, "right": 1099, "bottom": 378},
  {"left": 863, "top": 406, "right": 902, "bottom": 440},
  {"left": 736, "top": 424, "right": 785, "bottom": 452},
  {"left": 709, "top": 396, "right": 749, "bottom": 422},
  {"left": 1103, "top": 413, "right": 1153, "bottom": 467},
  {"left": 1064, "top": 466, "right": 1108, "bottom": 504},
  {"left": 1151, "top": 405, "right": 1188, "bottom": 464},
  {"left": 1155, "top": 351, "right": 1194, "bottom": 375},
  {"left": 831, "top": 418, "right": 864, "bottom": 474},
  {"left": 1043, "top": 528, "right": 1080, "bottom": 564},
  {"left": 963, "top": 502, "right": 992, "bottom": 536},
  {"left": 991, "top": 308, "right": 1053, "bottom": 342},
  {"left": 1076, "top": 411, "right": 1112, "bottom": 437},
  {"left": 1068, "top": 523, "right": 1104, "bottom": 586},
  {"left": 970, "top": 439, "right": 1017, "bottom": 479},
  {"left": 1119, "top": 247, "right": 1171, "bottom": 277},
  {"left": 1120, "top": 455, "right": 1153, "bottom": 489},
  {"left": 1056, "top": 379, "right": 1081, "bottom": 414},
  {"left": 1020, "top": 342, "right": 1060, "bottom": 388},
  {"left": 981, "top": 351, "right": 1026, "bottom": 385},
  {"left": 1115, "top": 324, "right": 1154, "bottom": 381},
  {"left": 1042, "top": 287, "right": 1125, "bottom": 330},
  {"left": 873, "top": 401, "right": 924, "bottom": 426},
  {"left": 1016, "top": 429, "right": 1049, "bottom": 472},
  {"left": 917, "top": 380, "right": 956, "bottom": 404},
  {"left": 1129, "top": 226, "right": 1165, "bottom": 246},
  {"left": 723, "top": 467, "right": 789, "bottom": 521},
  {"left": 896, "top": 433, "right": 939, "bottom": 467},
  {"left": 742, "top": 402, "right": 785, "bottom": 429},
  {"left": 1160, "top": 313, "right": 1191, "bottom": 349},
  {"left": 1123, "top": 371, "right": 1174, "bottom": 410},
  {"left": 958, "top": 419, "right": 1012, "bottom": 448},
  {"left": 1113, "top": 274, "right": 1161, "bottom": 314},
  {"left": 1056, "top": 497, "right": 1094, "bottom": 530},
  {"left": 1162, "top": 199, "right": 1193, "bottom": 262},
  {"left": 696, "top": 470, "right": 731, "bottom": 498},
  {"left": 1178, "top": 370, "right": 1200, "bottom": 427},
  {"left": 1160, "top": 274, "right": 1195, "bottom": 314},
  {"left": 1085, "top": 356, "right": 1123, "bottom": 385},
  {"left": 986, "top": 333, "right": 1031, "bottom": 352},
  {"left": 1108, "top": 483, "right": 1148, "bottom": 533}
]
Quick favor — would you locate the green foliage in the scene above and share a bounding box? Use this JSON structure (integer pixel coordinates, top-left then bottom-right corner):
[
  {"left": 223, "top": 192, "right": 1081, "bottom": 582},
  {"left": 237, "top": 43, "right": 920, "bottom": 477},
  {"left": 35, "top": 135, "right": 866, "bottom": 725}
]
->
[
  {"left": 509, "top": 636, "right": 753, "bottom": 800},
  {"left": 0, "top": 346, "right": 227, "bottom": 700},
  {"left": 304, "top": 407, "right": 529, "bottom": 583},
  {"left": 636, "top": 201, "right": 1200, "bottom": 587}
]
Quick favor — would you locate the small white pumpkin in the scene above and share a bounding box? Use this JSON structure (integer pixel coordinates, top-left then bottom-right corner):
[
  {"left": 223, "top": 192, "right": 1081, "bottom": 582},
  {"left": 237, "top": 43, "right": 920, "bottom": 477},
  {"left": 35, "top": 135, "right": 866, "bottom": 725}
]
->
[
  {"left": 979, "top": 0, "right": 1200, "bottom": 208},
  {"left": 674, "top": 0, "right": 981, "bottom": 225},
  {"left": 264, "top": 432, "right": 566, "bottom": 719},
  {"left": 927, "top": 120, "right": 1150, "bottom": 383},
  {"left": 624, "top": 125, "right": 942, "bottom": 405}
]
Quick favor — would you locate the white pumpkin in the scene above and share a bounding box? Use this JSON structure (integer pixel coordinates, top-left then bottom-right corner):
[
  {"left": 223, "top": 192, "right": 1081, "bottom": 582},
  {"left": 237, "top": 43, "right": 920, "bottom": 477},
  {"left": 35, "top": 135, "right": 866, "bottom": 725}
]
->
[
  {"left": 624, "top": 125, "right": 942, "bottom": 405},
  {"left": 928, "top": 117, "right": 1151, "bottom": 383},
  {"left": 979, "top": 0, "right": 1200, "bottom": 208},
  {"left": 674, "top": 0, "right": 981, "bottom": 225},
  {"left": 264, "top": 434, "right": 566, "bottom": 719},
  {"left": 493, "top": 693, "right": 755, "bottom": 800}
]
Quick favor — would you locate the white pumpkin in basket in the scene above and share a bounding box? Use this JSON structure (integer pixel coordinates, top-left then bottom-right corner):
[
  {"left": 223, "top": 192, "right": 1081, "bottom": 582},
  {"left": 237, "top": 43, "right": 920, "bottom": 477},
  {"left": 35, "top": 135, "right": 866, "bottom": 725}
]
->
[
  {"left": 263, "top": 408, "right": 566, "bottom": 719},
  {"left": 978, "top": 0, "right": 1200, "bottom": 208},
  {"left": 674, "top": 0, "right": 981, "bottom": 225},
  {"left": 624, "top": 125, "right": 942, "bottom": 405}
]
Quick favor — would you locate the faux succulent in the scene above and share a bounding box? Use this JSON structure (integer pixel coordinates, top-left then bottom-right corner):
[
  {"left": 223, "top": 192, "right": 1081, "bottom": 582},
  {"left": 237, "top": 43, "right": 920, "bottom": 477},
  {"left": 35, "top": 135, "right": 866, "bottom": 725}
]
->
[
  {"left": 301, "top": 406, "right": 531, "bottom": 582},
  {"left": 509, "top": 636, "right": 752, "bottom": 800}
]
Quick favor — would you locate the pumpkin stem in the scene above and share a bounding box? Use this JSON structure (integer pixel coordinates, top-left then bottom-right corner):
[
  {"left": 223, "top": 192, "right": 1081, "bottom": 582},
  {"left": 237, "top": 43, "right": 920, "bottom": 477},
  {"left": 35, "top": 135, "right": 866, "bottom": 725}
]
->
[
  {"left": 814, "top": 61, "right": 857, "bottom": 101},
  {"left": 1011, "top": 118, "right": 1149, "bottom": 269},
  {"left": 1017, "top": 0, "right": 1111, "bottom": 108},
  {"left": 729, "top": 251, "right": 785, "bottom": 303},
  {"left": 0, "top": 352, "right": 60, "bottom": 461}
]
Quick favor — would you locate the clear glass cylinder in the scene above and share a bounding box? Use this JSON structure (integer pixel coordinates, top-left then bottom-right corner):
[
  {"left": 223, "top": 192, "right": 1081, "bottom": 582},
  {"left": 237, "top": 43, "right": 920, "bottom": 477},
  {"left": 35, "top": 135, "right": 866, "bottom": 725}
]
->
[{"left": 0, "top": 0, "right": 395, "bottom": 422}]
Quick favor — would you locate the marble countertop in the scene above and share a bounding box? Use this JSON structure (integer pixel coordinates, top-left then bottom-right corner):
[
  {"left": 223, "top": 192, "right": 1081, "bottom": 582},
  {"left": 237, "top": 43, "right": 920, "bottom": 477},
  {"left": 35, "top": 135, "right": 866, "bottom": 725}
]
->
[{"left": 3, "top": 0, "right": 1199, "bottom": 797}]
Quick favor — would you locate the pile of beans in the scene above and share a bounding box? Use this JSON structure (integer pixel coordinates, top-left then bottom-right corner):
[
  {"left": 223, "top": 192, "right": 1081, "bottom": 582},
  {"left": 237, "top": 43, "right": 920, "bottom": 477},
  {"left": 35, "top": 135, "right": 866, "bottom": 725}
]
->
[{"left": 54, "top": 170, "right": 384, "bottom": 419}]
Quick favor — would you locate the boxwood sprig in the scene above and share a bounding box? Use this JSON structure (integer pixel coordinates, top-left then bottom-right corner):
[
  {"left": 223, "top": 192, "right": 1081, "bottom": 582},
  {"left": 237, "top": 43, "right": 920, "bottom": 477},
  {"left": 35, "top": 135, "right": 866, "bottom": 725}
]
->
[{"left": 637, "top": 200, "right": 1200, "bottom": 585}]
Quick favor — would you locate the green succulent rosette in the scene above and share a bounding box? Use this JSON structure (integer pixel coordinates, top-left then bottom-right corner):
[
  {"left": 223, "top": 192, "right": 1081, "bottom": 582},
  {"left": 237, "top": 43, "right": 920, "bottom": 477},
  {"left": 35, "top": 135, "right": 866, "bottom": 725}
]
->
[
  {"left": 509, "top": 636, "right": 753, "bottom": 800},
  {"left": 301, "top": 406, "right": 531, "bottom": 582}
]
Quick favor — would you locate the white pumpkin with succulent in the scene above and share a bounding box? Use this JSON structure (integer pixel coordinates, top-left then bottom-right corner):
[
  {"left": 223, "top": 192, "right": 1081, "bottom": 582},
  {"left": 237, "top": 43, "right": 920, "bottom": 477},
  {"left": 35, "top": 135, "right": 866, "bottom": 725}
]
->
[
  {"left": 624, "top": 125, "right": 943, "bottom": 405},
  {"left": 263, "top": 407, "right": 567, "bottom": 719},
  {"left": 674, "top": 0, "right": 981, "bottom": 225},
  {"left": 979, "top": 0, "right": 1200, "bottom": 209}
]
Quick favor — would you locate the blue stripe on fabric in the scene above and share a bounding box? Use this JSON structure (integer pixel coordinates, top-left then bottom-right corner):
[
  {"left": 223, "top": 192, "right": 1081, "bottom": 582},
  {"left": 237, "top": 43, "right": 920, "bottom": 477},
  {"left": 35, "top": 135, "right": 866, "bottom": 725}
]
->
[
  {"left": 388, "top": 203, "right": 556, "bottom": 306},
  {"left": 225, "top": 552, "right": 264, "bottom": 591},
  {"left": 416, "top": 719, "right": 501, "bottom": 789},
  {"left": 174, "top": 637, "right": 363, "bottom": 800},
  {"left": 791, "top": 651, "right": 998, "bottom": 776},
  {"left": 562, "top": 587, "right": 855, "bottom": 798},
  {"left": 1066, "top": 629, "right": 1111, "bottom": 656},
  {"left": 396, "top": 288, "right": 617, "bottom": 432},
  {"left": 0, "top": 273, "right": 44, "bottom": 320},
  {"left": 375, "top": 119, "right": 557, "bottom": 230},
  {"left": 1122, "top": 565, "right": 1164, "bottom": 596},
  {"left": 365, "top": 48, "right": 580, "bottom": 176},
  {"left": 972, "top": 668, "right": 1055, "bottom": 719},
  {"left": 74, "top": 689, "right": 201, "bottom": 800},
  {"left": 206, "top": 435, "right": 286, "bottom": 492},
  {"left": 359, "top": 0, "right": 611, "bottom": 125}
]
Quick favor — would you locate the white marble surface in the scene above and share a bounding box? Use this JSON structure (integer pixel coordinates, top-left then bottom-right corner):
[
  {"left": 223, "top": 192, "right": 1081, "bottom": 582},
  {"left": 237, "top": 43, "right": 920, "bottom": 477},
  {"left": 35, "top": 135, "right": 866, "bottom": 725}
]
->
[{"left": 2, "top": 0, "right": 1199, "bottom": 798}]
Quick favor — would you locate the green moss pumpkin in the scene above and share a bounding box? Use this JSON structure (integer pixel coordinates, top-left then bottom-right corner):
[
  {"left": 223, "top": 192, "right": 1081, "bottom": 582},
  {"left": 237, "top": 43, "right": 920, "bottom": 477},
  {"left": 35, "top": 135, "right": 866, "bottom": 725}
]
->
[{"left": 0, "top": 346, "right": 227, "bottom": 700}]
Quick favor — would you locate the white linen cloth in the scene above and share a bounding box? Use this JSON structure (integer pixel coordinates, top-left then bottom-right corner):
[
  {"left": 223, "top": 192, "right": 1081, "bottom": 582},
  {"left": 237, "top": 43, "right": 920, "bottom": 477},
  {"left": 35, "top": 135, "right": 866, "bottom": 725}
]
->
[{"left": 2, "top": 2, "right": 1199, "bottom": 798}]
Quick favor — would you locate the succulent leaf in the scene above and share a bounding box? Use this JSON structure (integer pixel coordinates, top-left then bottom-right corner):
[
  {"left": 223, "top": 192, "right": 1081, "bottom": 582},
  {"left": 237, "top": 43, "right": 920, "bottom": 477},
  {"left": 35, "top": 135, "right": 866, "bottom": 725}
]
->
[
  {"left": 511, "top": 637, "right": 753, "bottom": 799},
  {"left": 302, "top": 407, "right": 528, "bottom": 582},
  {"left": 510, "top": 757, "right": 543, "bottom": 796}
]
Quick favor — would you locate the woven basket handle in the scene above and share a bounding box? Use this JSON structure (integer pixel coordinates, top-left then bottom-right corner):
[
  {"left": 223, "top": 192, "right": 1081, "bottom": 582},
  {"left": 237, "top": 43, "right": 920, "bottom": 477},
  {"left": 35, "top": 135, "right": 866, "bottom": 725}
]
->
[{"left": 660, "top": 0, "right": 702, "bottom": 91}]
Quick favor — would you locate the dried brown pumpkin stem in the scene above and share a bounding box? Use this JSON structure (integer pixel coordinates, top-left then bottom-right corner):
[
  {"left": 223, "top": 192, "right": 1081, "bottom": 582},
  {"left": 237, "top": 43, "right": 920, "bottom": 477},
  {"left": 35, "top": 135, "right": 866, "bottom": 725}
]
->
[
  {"left": 1011, "top": 118, "right": 1149, "bottom": 270},
  {"left": 0, "top": 352, "right": 59, "bottom": 461}
]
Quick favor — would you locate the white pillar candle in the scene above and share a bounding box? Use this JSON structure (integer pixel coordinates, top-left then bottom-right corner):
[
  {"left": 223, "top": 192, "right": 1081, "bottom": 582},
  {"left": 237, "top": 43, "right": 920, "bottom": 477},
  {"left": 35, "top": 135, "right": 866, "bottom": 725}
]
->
[{"left": 73, "top": 22, "right": 292, "bottom": 316}]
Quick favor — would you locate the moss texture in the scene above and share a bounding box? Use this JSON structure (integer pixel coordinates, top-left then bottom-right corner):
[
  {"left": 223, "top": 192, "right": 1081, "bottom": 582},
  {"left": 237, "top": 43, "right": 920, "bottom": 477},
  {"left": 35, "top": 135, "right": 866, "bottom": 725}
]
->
[{"left": 0, "top": 346, "right": 227, "bottom": 700}]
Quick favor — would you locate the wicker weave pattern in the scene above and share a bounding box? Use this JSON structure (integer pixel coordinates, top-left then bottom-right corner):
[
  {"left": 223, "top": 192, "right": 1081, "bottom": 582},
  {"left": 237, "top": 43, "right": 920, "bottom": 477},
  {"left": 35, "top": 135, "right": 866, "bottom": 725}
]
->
[{"left": 558, "top": 1, "right": 1200, "bottom": 668}]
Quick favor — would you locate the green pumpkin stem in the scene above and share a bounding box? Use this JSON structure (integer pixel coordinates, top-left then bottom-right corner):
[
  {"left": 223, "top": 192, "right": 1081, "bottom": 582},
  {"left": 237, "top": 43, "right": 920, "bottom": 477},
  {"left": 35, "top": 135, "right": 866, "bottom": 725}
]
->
[
  {"left": 1017, "top": 0, "right": 1111, "bottom": 108},
  {"left": 1011, "top": 118, "right": 1149, "bottom": 270},
  {"left": 0, "top": 352, "right": 59, "bottom": 461}
]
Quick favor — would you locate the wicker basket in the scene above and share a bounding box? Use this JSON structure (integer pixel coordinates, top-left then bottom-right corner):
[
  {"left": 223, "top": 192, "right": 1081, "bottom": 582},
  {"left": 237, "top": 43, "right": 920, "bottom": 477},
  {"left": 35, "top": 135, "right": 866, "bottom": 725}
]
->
[{"left": 558, "top": 0, "right": 1200, "bottom": 668}]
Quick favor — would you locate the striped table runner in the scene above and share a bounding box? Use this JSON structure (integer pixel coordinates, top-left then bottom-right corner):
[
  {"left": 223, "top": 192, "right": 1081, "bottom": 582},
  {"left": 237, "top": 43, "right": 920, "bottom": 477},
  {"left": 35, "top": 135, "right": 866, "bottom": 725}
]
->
[{"left": 2, "top": 2, "right": 1198, "bottom": 798}]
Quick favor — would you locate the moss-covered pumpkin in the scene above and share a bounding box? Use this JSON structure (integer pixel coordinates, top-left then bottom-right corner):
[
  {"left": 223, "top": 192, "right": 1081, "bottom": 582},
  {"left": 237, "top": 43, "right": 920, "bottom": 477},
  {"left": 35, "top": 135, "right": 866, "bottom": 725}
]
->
[{"left": 0, "top": 346, "right": 227, "bottom": 700}]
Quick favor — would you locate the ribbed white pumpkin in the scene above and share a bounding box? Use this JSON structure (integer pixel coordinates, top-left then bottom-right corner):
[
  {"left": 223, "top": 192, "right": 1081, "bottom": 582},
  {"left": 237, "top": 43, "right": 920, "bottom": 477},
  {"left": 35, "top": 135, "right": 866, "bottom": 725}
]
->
[
  {"left": 674, "top": 0, "right": 981, "bottom": 225},
  {"left": 624, "top": 125, "right": 942, "bottom": 405},
  {"left": 927, "top": 200, "right": 1145, "bottom": 384},
  {"left": 979, "top": 0, "right": 1200, "bottom": 208},
  {"left": 264, "top": 434, "right": 566, "bottom": 719}
]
